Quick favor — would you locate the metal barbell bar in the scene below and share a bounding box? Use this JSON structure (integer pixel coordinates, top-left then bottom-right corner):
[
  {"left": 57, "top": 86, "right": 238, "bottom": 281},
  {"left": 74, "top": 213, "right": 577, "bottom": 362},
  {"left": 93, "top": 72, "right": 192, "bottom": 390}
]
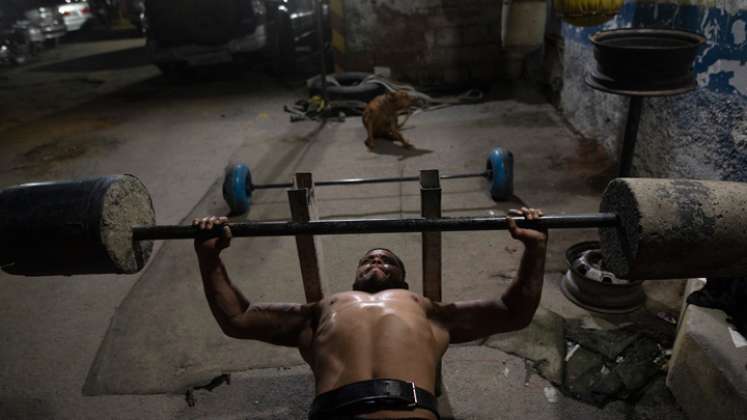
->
[
  {"left": 3, "top": 174, "right": 747, "bottom": 281},
  {"left": 250, "top": 171, "right": 492, "bottom": 191},
  {"left": 223, "top": 148, "right": 514, "bottom": 214},
  {"left": 132, "top": 213, "right": 619, "bottom": 241}
]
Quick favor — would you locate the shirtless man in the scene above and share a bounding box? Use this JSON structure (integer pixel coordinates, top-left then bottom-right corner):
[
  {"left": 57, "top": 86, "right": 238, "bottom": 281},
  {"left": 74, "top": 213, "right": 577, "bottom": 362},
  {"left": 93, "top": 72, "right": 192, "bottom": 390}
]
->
[{"left": 193, "top": 208, "right": 547, "bottom": 420}]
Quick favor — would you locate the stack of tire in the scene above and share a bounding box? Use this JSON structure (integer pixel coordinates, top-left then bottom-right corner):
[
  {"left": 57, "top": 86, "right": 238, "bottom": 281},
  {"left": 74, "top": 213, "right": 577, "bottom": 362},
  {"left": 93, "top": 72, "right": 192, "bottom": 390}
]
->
[{"left": 308, "top": 72, "right": 387, "bottom": 103}]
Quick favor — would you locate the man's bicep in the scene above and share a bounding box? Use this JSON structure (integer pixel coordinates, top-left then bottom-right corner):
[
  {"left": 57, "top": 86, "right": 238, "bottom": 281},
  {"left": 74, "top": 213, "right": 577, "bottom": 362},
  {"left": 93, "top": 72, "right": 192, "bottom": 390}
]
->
[
  {"left": 229, "top": 302, "right": 315, "bottom": 347},
  {"left": 433, "top": 299, "right": 522, "bottom": 343}
]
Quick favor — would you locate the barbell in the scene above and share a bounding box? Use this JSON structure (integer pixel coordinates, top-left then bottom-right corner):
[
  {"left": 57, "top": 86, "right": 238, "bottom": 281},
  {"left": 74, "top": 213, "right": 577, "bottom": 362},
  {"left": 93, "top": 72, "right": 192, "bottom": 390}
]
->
[
  {"left": 1, "top": 174, "right": 747, "bottom": 281},
  {"left": 222, "top": 147, "right": 514, "bottom": 214}
]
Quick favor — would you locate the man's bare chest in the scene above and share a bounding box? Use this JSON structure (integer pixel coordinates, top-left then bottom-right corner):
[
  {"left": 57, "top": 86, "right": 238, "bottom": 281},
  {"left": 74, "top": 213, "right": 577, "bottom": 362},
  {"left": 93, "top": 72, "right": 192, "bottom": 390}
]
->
[{"left": 313, "top": 292, "right": 439, "bottom": 343}]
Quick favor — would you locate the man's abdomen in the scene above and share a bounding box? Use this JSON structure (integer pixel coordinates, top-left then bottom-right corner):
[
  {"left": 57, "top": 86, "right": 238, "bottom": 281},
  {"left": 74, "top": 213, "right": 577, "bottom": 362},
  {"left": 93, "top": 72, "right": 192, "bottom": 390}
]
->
[{"left": 311, "top": 305, "right": 445, "bottom": 394}]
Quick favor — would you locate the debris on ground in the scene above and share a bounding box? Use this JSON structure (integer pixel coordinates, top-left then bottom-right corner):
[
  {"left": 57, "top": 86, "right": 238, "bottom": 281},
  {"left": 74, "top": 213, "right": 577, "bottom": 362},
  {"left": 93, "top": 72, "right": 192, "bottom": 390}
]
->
[
  {"left": 284, "top": 96, "right": 363, "bottom": 122},
  {"left": 656, "top": 311, "right": 678, "bottom": 325},
  {"left": 487, "top": 309, "right": 677, "bottom": 408},
  {"left": 544, "top": 386, "right": 559, "bottom": 403},
  {"left": 565, "top": 324, "right": 641, "bottom": 360},
  {"left": 565, "top": 342, "right": 581, "bottom": 362},
  {"left": 185, "top": 373, "right": 232, "bottom": 407},
  {"left": 486, "top": 308, "right": 566, "bottom": 384},
  {"left": 563, "top": 323, "right": 669, "bottom": 406}
]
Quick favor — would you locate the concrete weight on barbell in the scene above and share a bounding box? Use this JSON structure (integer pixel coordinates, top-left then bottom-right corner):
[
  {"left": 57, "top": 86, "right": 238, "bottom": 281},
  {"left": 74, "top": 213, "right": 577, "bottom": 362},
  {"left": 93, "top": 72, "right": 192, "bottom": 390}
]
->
[
  {"left": 0, "top": 174, "right": 155, "bottom": 276},
  {"left": 600, "top": 178, "right": 747, "bottom": 280}
]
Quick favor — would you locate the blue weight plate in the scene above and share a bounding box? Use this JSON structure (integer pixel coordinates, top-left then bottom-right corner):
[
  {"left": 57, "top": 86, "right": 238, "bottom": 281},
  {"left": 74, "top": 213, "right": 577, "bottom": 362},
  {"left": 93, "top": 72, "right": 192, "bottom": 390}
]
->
[
  {"left": 487, "top": 148, "right": 514, "bottom": 201},
  {"left": 222, "top": 164, "right": 252, "bottom": 214}
]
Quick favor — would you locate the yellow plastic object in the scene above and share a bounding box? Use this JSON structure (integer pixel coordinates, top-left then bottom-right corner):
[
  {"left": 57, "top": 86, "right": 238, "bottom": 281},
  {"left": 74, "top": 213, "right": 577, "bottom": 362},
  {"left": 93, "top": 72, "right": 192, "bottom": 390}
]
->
[
  {"left": 308, "top": 95, "right": 327, "bottom": 113},
  {"left": 555, "top": 0, "right": 625, "bottom": 27}
]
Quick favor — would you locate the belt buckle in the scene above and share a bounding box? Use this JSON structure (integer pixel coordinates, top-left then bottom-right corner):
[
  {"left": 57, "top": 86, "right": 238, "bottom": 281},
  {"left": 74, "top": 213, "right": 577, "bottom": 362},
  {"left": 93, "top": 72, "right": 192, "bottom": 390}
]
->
[{"left": 407, "top": 381, "right": 418, "bottom": 408}]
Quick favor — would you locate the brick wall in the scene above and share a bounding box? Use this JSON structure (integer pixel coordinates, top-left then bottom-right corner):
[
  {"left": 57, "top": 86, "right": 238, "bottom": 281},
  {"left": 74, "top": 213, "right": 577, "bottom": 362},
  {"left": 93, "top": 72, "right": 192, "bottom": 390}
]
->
[{"left": 341, "top": 0, "right": 503, "bottom": 85}]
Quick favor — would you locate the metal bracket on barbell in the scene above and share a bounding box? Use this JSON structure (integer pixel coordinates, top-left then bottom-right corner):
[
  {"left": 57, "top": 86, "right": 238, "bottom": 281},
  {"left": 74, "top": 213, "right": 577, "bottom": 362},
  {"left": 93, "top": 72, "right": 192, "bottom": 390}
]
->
[{"left": 293, "top": 172, "right": 315, "bottom": 204}]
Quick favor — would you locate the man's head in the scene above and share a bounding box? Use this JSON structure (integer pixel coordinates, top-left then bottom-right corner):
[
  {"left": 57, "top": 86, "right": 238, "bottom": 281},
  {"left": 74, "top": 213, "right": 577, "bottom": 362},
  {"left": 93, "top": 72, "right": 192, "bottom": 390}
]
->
[{"left": 353, "top": 248, "right": 408, "bottom": 293}]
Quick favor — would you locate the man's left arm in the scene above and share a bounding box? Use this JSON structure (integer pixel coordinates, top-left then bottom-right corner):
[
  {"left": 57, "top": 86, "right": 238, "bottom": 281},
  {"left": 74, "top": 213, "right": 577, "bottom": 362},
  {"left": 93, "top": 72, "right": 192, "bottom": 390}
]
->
[{"left": 429, "top": 208, "right": 547, "bottom": 343}]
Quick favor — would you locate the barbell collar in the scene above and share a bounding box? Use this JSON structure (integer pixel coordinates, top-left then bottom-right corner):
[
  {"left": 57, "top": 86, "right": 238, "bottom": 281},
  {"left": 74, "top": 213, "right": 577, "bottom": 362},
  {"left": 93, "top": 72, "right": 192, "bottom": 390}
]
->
[{"left": 132, "top": 213, "right": 619, "bottom": 241}]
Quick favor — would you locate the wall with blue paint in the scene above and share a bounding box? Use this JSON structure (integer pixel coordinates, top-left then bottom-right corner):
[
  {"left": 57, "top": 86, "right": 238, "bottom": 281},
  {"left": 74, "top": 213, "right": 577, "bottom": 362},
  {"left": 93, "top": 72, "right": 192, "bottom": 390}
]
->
[{"left": 560, "top": 0, "right": 747, "bottom": 180}]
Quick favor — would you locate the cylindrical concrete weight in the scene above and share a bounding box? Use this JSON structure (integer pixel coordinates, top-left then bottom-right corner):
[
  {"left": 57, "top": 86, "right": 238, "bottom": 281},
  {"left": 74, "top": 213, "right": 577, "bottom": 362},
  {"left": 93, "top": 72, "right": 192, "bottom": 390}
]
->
[
  {"left": 0, "top": 175, "right": 155, "bottom": 276},
  {"left": 600, "top": 178, "right": 747, "bottom": 280}
]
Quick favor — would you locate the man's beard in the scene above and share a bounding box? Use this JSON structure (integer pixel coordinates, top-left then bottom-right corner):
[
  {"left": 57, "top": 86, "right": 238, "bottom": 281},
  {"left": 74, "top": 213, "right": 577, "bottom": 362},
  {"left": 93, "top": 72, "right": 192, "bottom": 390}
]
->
[{"left": 353, "top": 269, "right": 408, "bottom": 293}]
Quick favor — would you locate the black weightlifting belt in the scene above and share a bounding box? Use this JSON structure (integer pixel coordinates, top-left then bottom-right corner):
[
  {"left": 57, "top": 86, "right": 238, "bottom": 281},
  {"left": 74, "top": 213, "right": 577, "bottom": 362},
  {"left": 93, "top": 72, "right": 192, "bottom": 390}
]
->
[{"left": 309, "top": 378, "right": 440, "bottom": 420}]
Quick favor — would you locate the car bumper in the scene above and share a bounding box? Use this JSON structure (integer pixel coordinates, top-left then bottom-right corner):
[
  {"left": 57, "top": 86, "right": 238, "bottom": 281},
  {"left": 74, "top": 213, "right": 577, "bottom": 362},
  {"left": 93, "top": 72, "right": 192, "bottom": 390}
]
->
[
  {"left": 28, "top": 30, "right": 44, "bottom": 44},
  {"left": 63, "top": 15, "right": 91, "bottom": 32},
  {"left": 150, "top": 25, "right": 267, "bottom": 66},
  {"left": 41, "top": 24, "right": 66, "bottom": 40}
]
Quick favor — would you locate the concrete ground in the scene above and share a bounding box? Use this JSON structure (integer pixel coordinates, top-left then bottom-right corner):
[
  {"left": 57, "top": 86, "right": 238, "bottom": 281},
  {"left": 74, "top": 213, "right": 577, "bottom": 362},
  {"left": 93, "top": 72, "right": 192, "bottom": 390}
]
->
[
  {"left": 0, "top": 33, "right": 687, "bottom": 419},
  {"left": 0, "top": 28, "right": 158, "bottom": 134}
]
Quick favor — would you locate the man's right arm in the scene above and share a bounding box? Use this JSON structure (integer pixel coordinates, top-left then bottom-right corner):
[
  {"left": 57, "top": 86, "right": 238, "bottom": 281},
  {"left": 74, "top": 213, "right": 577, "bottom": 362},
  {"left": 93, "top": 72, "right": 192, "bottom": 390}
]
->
[{"left": 194, "top": 216, "right": 315, "bottom": 348}]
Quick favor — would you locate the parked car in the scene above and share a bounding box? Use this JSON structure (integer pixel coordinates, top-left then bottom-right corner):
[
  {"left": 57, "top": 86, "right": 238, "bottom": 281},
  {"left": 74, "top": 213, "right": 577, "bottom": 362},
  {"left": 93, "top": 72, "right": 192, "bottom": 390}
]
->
[
  {"left": 24, "top": 1, "right": 67, "bottom": 46},
  {"left": 0, "top": 1, "right": 44, "bottom": 63},
  {"left": 87, "top": 0, "right": 115, "bottom": 28},
  {"left": 144, "top": 0, "right": 329, "bottom": 76},
  {"left": 18, "top": 20, "right": 46, "bottom": 49},
  {"left": 57, "top": 0, "right": 94, "bottom": 32},
  {"left": 124, "top": 0, "right": 146, "bottom": 35},
  {"left": 0, "top": 4, "right": 32, "bottom": 65}
]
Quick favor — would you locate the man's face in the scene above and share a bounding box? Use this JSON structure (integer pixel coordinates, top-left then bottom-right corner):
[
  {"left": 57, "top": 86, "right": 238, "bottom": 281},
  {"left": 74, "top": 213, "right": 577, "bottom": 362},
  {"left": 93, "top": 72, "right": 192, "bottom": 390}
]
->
[{"left": 353, "top": 249, "right": 407, "bottom": 293}]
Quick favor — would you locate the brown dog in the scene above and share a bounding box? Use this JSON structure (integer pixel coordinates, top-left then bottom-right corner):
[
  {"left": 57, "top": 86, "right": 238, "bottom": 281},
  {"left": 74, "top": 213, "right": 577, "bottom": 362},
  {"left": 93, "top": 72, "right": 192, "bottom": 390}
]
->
[{"left": 362, "top": 91, "right": 416, "bottom": 149}]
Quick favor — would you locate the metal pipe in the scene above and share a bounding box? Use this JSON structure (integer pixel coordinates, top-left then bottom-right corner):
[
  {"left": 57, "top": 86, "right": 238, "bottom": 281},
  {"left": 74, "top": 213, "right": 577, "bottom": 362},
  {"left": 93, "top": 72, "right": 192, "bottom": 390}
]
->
[
  {"left": 133, "top": 213, "right": 619, "bottom": 241},
  {"left": 619, "top": 96, "right": 643, "bottom": 177},
  {"left": 315, "top": 0, "right": 328, "bottom": 103},
  {"left": 253, "top": 171, "right": 491, "bottom": 190}
]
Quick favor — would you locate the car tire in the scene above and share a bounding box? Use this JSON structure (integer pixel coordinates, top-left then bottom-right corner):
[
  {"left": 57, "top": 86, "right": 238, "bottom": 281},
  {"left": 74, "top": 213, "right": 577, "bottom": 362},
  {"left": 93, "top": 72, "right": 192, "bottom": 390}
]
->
[
  {"left": 157, "top": 61, "right": 189, "bottom": 79},
  {"left": 30, "top": 42, "right": 42, "bottom": 56},
  {"left": 43, "top": 37, "right": 60, "bottom": 48},
  {"left": 12, "top": 47, "right": 30, "bottom": 65},
  {"left": 9, "top": 38, "right": 31, "bottom": 65},
  {"left": 12, "top": 53, "right": 28, "bottom": 65},
  {"left": 308, "top": 72, "right": 386, "bottom": 102}
]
